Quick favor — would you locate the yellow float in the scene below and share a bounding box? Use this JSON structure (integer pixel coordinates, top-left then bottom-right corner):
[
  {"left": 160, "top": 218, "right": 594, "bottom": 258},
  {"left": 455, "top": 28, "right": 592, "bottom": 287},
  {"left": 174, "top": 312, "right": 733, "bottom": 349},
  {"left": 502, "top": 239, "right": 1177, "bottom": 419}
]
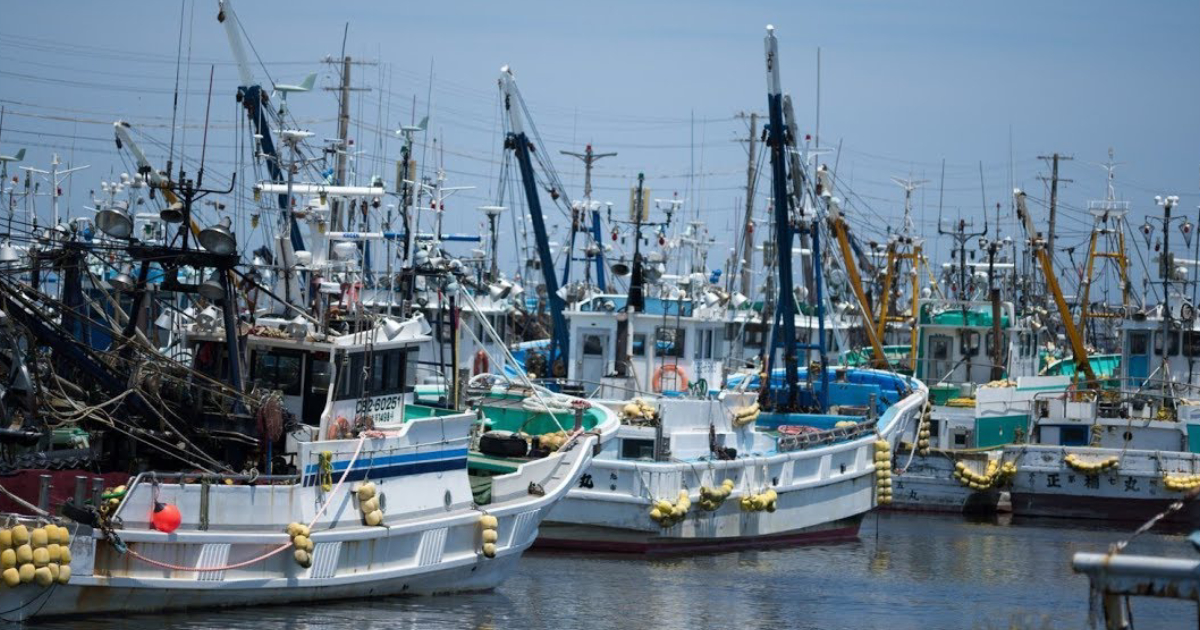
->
[
  {"left": 479, "top": 513, "right": 499, "bottom": 558},
  {"left": 1064, "top": 453, "right": 1119, "bottom": 475},
  {"left": 650, "top": 490, "right": 692, "bottom": 526}
]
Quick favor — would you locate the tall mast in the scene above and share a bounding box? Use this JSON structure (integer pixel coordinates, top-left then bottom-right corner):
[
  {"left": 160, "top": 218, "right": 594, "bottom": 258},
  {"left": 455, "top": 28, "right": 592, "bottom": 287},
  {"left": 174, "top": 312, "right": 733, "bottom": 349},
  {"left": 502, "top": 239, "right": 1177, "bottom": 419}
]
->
[
  {"left": 737, "top": 112, "right": 758, "bottom": 298},
  {"left": 1038, "top": 152, "right": 1072, "bottom": 257},
  {"left": 561, "top": 144, "right": 616, "bottom": 290},
  {"left": 763, "top": 25, "right": 800, "bottom": 408}
]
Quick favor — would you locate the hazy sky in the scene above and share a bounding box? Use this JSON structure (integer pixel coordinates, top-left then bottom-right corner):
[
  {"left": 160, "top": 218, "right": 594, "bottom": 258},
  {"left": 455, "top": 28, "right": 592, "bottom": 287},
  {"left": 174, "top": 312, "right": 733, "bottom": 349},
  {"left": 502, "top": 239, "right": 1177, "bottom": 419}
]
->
[{"left": 1, "top": 0, "right": 1197, "bottom": 280}]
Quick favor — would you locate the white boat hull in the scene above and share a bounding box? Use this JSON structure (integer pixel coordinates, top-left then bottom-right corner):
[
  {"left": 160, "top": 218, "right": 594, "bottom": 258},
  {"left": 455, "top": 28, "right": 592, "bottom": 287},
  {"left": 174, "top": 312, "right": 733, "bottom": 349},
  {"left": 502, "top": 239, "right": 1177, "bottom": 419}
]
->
[
  {"left": 888, "top": 451, "right": 1007, "bottom": 514},
  {"left": 0, "top": 413, "right": 607, "bottom": 621},
  {"left": 541, "top": 375, "right": 927, "bottom": 552},
  {"left": 1007, "top": 445, "right": 1200, "bottom": 524}
]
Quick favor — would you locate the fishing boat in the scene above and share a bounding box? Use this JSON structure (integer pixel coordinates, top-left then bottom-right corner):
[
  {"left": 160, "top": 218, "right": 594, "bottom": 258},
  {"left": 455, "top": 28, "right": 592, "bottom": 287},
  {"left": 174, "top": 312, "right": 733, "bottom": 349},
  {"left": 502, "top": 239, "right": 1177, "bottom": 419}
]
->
[
  {"left": 953, "top": 193, "right": 1200, "bottom": 523},
  {"left": 516, "top": 27, "right": 928, "bottom": 552},
  {"left": 0, "top": 179, "right": 619, "bottom": 621}
]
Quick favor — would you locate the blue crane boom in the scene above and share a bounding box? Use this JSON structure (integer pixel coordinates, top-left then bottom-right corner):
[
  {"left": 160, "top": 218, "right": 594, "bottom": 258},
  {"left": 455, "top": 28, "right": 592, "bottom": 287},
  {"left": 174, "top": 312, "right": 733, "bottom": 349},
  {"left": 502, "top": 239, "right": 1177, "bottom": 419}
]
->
[{"left": 499, "top": 67, "right": 569, "bottom": 372}]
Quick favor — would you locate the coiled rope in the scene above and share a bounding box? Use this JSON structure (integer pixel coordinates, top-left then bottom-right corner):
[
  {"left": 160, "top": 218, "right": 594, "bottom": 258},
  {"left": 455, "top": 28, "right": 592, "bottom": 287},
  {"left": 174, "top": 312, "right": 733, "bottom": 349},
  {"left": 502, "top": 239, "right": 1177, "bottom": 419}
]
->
[{"left": 120, "top": 433, "right": 370, "bottom": 572}]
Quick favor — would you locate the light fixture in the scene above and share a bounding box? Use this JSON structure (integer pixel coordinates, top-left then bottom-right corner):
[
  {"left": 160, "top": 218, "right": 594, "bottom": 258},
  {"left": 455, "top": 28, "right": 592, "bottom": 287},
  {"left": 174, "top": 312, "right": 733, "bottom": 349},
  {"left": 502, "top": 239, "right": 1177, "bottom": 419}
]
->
[
  {"left": 285, "top": 315, "right": 309, "bottom": 339},
  {"left": 731, "top": 292, "right": 749, "bottom": 308},
  {"left": 1141, "top": 221, "right": 1153, "bottom": 248},
  {"left": 381, "top": 317, "right": 403, "bottom": 340},
  {"left": 160, "top": 201, "right": 185, "bottom": 224},
  {"left": 198, "top": 270, "right": 225, "bottom": 301},
  {"left": 154, "top": 310, "right": 176, "bottom": 330},
  {"left": 199, "top": 216, "right": 236, "bottom": 256},
  {"left": 195, "top": 305, "right": 221, "bottom": 331},
  {"left": 1181, "top": 220, "right": 1194, "bottom": 248},
  {"left": 95, "top": 204, "right": 134, "bottom": 239},
  {"left": 0, "top": 241, "right": 18, "bottom": 264},
  {"left": 110, "top": 265, "right": 136, "bottom": 292}
]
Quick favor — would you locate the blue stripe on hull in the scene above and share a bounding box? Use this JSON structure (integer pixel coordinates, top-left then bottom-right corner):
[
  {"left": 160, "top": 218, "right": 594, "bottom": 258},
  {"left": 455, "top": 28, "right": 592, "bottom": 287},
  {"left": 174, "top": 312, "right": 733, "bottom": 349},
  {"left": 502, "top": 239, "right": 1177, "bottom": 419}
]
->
[
  {"left": 302, "top": 456, "right": 467, "bottom": 487},
  {"left": 304, "top": 447, "right": 469, "bottom": 475}
]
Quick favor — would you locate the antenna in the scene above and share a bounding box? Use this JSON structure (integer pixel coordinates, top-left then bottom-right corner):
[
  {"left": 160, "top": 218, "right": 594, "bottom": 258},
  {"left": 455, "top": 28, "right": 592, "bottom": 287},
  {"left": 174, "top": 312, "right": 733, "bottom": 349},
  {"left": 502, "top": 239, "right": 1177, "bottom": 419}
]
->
[{"left": 890, "top": 176, "right": 929, "bottom": 235}]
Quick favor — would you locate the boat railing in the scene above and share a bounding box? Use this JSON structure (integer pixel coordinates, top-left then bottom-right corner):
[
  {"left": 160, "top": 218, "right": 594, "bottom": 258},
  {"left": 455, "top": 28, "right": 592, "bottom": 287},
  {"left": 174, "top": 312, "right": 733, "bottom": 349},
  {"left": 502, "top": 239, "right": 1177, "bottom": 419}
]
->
[
  {"left": 131, "top": 472, "right": 303, "bottom": 485},
  {"left": 777, "top": 418, "right": 879, "bottom": 453},
  {"left": 1030, "top": 376, "right": 1200, "bottom": 404},
  {"left": 1026, "top": 376, "right": 1200, "bottom": 424}
]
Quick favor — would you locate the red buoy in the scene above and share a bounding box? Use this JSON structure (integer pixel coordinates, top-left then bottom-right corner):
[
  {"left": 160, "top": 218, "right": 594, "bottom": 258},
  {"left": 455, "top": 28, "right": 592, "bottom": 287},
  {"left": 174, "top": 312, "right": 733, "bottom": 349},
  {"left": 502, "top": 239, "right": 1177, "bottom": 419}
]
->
[{"left": 152, "top": 502, "right": 182, "bottom": 533}]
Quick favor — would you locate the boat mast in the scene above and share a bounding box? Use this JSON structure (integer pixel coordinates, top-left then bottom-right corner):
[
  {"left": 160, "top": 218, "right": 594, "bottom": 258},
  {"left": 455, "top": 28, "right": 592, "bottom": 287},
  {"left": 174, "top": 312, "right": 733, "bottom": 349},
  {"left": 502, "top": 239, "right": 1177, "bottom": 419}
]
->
[
  {"left": 561, "top": 144, "right": 616, "bottom": 291},
  {"left": 762, "top": 25, "right": 801, "bottom": 409}
]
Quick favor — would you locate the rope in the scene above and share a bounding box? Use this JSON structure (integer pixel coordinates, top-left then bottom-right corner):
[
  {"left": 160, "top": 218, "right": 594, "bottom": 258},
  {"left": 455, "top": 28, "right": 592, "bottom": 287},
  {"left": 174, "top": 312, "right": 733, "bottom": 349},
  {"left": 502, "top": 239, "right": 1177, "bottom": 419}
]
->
[
  {"left": 318, "top": 451, "right": 334, "bottom": 492},
  {"left": 121, "top": 434, "right": 369, "bottom": 573}
]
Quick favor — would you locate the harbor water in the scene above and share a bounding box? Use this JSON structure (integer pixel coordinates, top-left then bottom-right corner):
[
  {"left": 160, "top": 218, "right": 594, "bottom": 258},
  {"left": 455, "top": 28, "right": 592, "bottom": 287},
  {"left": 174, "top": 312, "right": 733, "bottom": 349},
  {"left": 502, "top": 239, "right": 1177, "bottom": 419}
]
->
[{"left": 21, "top": 512, "right": 1196, "bottom": 630}]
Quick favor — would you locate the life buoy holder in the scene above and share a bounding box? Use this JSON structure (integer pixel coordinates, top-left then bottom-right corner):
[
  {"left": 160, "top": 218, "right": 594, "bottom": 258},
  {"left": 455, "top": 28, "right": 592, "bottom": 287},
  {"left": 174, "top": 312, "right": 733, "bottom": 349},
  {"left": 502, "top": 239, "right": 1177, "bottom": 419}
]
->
[
  {"left": 473, "top": 350, "right": 489, "bottom": 376},
  {"left": 652, "top": 364, "right": 689, "bottom": 393}
]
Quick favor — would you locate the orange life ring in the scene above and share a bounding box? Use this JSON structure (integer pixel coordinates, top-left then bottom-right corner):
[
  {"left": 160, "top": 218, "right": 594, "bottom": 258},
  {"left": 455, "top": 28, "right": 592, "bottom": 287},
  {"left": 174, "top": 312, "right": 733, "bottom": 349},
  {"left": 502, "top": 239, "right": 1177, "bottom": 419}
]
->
[
  {"left": 652, "top": 364, "right": 689, "bottom": 393},
  {"left": 326, "top": 416, "right": 351, "bottom": 440},
  {"left": 473, "top": 350, "right": 489, "bottom": 376}
]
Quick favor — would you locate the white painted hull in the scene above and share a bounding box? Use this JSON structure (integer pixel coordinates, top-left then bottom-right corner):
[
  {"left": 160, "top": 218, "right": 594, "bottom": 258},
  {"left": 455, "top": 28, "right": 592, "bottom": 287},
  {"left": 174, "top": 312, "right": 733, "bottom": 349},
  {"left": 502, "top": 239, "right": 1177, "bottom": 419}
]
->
[
  {"left": 0, "top": 415, "right": 608, "bottom": 621},
  {"left": 1006, "top": 445, "right": 1200, "bottom": 523},
  {"left": 888, "top": 450, "right": 1006, "bottom": 514},
  {"left": 541, "top": 473, "right": 872, "bottom": 552},
  {"left": 541, "top": 375, "right": 927, "bottom": 552},
  {"left": 0, "top": 543, "right": 525, "bottom": 619}
]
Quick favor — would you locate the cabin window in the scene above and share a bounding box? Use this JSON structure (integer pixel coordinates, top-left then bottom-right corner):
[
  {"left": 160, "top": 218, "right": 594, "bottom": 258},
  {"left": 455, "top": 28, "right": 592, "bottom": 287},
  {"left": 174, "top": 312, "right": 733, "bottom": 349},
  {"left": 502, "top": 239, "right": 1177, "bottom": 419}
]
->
[
  {"left": 620, "top": 438, "right": 655, "bottom": 460},
  {"left": 961, "top": 331, "right": 981, "bottom": 356},
  {"left": 1130, "top": 331, "right": 1149, "bottom": 355},
  {"left": 250, "top": 350, "right": 303, "bottom": 396},
  {"left": 1185, "top": 332, "right": 1200, "bottom": 357},
  {"left": 1059, "top": 426, "right": 1089, "bottom": 447},
  {"left": 358, "top": 348, "right": 416, "bottom": 397},
  {"left": 491, "top": 314, "right": 507, "bottom": 341},
  {"left": 369, "top": 352, "right": 387, "bottom": 393},
  {"left": 745, "top": 323, "right": 765, "bottom": 349},
  {"left": 694, "top": 329, "right": 715, "bottom": 360},
  {"left": 655, "top": 327, "right": 686, "bottom": 359},
  {"left": 309, "top": 357, "right": 332, "bottom": 395},
  {"left": 930, "top": 335, "right": 952, "bottom": 361},
  {"left": 405, "top": 348, "right": 419, "bottom": 390},
  {"left": 1153, "top": 332, "right": 1181, "bottom": 356},
  {"left": 437, "top": 318, "right": 455, "bottom": 344},
  {"left": 335, "top": 353, "right": 364, "bottom": 401},
  {"left": 632, "top": 334, "right": 647, "bottom": 357},
  {"left": 583, "top": 335, "right": 604, "bottom": 356}
]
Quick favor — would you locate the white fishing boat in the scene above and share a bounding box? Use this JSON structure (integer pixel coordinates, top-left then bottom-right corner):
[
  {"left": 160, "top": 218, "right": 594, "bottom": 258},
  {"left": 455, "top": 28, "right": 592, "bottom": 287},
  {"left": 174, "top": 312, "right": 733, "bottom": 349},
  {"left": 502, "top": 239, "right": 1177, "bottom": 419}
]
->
[
  {"left": 539, "top": 368, "right": 926, "bottom": 552},
  {"left": 0, "top": 312, "right": 618, "bottom": 621},
  {"left": 524, "top": 26, "right": 929, "bottom": 552}
]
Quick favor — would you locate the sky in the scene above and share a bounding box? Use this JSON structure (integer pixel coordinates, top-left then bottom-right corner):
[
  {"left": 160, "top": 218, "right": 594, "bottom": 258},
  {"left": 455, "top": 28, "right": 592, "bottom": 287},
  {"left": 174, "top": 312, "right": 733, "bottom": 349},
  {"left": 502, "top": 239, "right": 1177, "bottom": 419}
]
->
[{"left": 1, "top": 0, "right": 1197, "bottom": 286}]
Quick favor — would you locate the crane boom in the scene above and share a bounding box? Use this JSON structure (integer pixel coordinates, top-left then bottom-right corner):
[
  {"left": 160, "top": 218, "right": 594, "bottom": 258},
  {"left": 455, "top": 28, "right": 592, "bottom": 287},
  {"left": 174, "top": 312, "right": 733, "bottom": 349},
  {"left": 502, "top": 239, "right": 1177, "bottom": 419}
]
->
[
  {"left": 500, "top": 66, "right": 569, "bottom": 373},
  {"left": 114, "top": 121, "right": 178, "bottom": 205},
  {"left": 1015, "top": 189, "right": 1097, "bottom": 384},
  {"left": 216, "top": 0, "right": 304, "bottom": 253},
  {"left": 826, "top": 198, "right": 890, "bottom": 368}
]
